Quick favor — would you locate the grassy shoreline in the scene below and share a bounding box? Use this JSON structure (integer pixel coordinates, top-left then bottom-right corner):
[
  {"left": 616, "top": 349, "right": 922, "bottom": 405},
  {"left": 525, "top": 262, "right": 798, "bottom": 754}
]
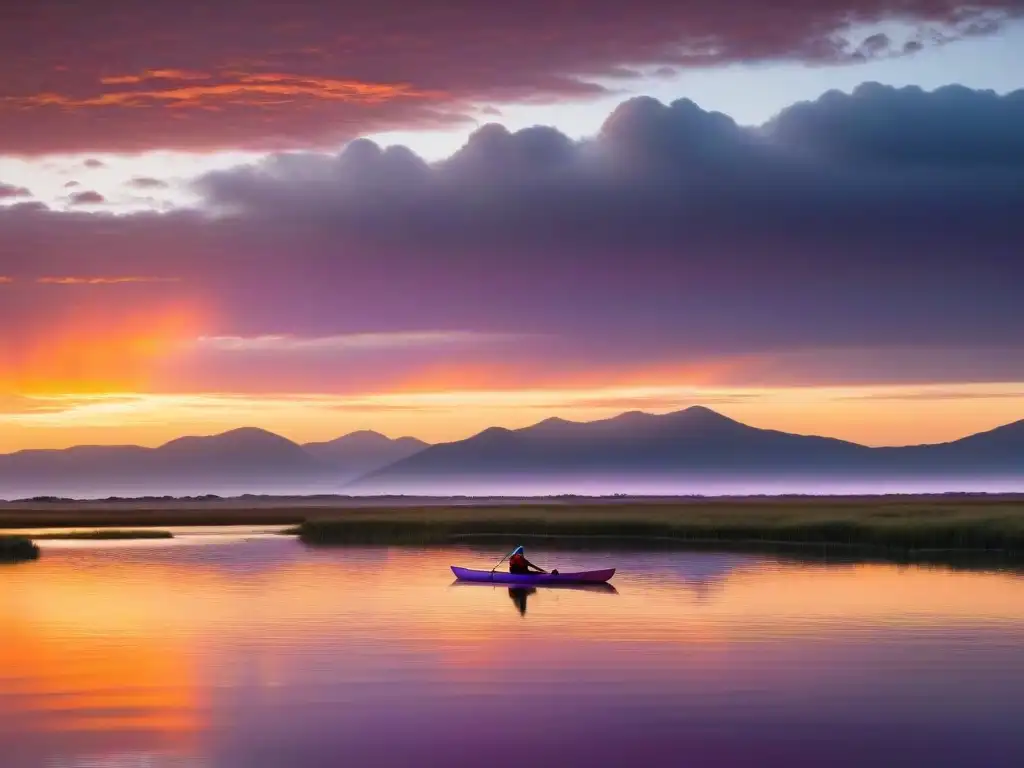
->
[
  {"left": 0, "top": 535, "right": 40, "bottom": 562},
  {"left": 2, "top": 496, "right": 1023, "bottom": 564},
  {"left": 2, "top": 493, "right": 1023, "bottom": 530},
  {"left": 294, "top": 500, "right": 1024, "bottom": 555}
]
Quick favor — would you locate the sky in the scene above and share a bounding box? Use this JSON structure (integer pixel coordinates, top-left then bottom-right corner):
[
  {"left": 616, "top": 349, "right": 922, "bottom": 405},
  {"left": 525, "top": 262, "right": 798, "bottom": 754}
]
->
[{"left": 1, "top": 0, "right": 1023, "bottom": 451}]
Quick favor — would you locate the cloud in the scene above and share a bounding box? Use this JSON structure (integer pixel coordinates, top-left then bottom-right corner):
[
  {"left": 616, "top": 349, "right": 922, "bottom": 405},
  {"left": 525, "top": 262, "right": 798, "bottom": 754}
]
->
[
  {"left": 0, "top": 83, "right": 1021, "bottom": 395},
  {"left": 82, "top": 159, "right": 106, "bottom": 169},
  {"left": 127, "top": 177, "right": 171, "bottom": 190},
  {"left": 0, "top": 183, "right": 31, "bottom": 199},
  {"left": 36, "top": 276, "right": 181, "bottom": 285},
  {"left": 0, "top": 277, "right": 13, "bottom": 284},
  {"left": 0, "top": 1, "right": 1020, "bottom": 154},
  {"left": 764, "top": 82, "right": 1024, "bottom": 165},
  {"left": 17, "top": 75, "right": 441, "bottom": 111},
  {"left": 837, "top": 389, "right": 1024, "bottom": 401},
  {"left": 195, "top": 331, "right": 520, "bottom": 352},
  {"left": 101, "top": 69, "right": 212, "bottom": 85},
  {"left": 67, "top": 190, "right": 106, "bottom": 205}
]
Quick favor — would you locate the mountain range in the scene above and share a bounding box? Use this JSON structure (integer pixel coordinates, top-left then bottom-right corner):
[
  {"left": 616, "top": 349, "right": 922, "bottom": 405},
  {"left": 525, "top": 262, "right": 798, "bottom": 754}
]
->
[
  {"left": 0, "top": 406, "right": 1021, "bottom": 499},
  {"left": 0, "top": 428, "right": 427, "bottom": 499},
  {"left": 348, "top": 406, "right": 1024, "bottom": 495}
]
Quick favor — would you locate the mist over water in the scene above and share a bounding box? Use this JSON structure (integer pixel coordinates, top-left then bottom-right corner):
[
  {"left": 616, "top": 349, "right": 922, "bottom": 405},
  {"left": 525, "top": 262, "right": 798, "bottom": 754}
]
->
[
  {"left": 344, "top": 474, "right": 1024, "bottom": 498},
  {"left": 2, "top": 533, "right": 1023, "bottom": 767},
  {"left": 6, "top": 474, "right": 1024, "bottom": 501}
]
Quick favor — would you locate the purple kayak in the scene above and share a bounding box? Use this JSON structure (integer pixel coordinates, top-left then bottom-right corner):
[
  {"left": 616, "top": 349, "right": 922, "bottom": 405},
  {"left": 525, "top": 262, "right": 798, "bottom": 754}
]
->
[{"left": 451, "top": 566, "right": 615, "bottom": 585}]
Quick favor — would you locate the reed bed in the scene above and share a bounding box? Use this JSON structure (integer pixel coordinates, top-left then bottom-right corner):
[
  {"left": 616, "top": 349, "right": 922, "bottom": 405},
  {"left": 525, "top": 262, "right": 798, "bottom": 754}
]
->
[
  {"left": 0, "top": 535, "right": 40, "bottom": 562},
  {"left": 295, "top": 501, "right": 1024, "bottom": 553}
]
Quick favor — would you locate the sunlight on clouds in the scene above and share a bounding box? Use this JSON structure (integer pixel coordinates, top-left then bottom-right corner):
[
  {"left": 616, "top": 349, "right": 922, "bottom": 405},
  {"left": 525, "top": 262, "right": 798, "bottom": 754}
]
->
[
  {"left": 0, "top": 150, "right": 263, "bottom": 212},
  {"left": 37, "top": 276, "right": 182, "bottom": 285},
  {"left": 196, "top": 331, "right": 526, "bottom": 352}
]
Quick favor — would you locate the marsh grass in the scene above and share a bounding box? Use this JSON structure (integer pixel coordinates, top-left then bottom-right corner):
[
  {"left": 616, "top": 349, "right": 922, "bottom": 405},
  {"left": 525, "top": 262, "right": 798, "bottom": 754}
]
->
[
  {"left": 0, "top": 535, "right": 40, "bottom": 562},
  {"left": 295, "top": 501, "right": 1024, "bottom": 554},
  {"left": 31, "top": 529, "right": 174, "bottom": 540}
]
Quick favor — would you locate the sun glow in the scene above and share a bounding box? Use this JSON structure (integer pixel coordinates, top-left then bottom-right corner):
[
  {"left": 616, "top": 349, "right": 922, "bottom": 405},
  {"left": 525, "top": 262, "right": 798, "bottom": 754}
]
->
[{"left": 0, "top": 303, "right": 207, "bottom": 397}]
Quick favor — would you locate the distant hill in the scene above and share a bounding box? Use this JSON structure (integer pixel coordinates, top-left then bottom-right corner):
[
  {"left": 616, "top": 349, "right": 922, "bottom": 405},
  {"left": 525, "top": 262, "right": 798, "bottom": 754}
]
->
[
  {"left": 302, "top": 430, "right": 428, "bottom": 482},
  {"left": 346, "top": 407, "right": 1024, "bottom": 495},
  {"left": 0, "top": 428, "right": 427, "bottom": 499},
  {"left": 874, "top": 418, "right": 1024, "bottom": 471},
  {"left": 1, "top": 409, "right": 1021, "bottom": 499}
]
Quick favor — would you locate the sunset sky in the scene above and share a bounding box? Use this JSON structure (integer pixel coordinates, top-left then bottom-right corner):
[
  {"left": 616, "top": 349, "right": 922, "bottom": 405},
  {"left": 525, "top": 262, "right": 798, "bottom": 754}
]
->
[{"left": 1, "top": 0, "right": 1023, "bottom": 451}]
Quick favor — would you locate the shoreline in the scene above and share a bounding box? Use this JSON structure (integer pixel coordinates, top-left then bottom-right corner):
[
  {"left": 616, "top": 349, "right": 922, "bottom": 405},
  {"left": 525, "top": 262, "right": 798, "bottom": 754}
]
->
[
  {"left": 3, "top": 492, "right": 1024, "bottom": 529},
  {"left": 3, "top": 496, "right": 1020, "bottom": 568}
]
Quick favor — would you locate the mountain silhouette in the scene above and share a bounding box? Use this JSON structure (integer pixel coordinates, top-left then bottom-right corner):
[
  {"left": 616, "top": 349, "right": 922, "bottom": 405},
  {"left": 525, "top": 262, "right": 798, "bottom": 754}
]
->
[
  {"left": 347, "top": 406, "right": 1024, "bottom": 494},
  {"left": 302, "top": 430, "right": 427, "bottom": 481},
  {"left": 0, "top": 428, "right": 426, "bottom": 499},
  {"left": 1, "top": 409, "right": 1021, "bottom": 499},
  {"left": 875, "top": 418, "right": 1024, "bottom": 471}
]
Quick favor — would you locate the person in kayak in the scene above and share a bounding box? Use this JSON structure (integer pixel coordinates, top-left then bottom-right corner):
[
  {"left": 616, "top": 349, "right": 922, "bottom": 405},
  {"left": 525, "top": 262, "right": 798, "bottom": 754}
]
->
[{"left": 508, "top": 546, "right": 548, "bottom": 575}]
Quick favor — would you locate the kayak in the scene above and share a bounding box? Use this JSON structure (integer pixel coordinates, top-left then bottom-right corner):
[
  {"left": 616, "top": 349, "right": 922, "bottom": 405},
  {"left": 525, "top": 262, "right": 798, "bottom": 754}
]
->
[
  {"left": 450, "top": 566, "right": 615, "bottom": 585},
  {"left": 450, "top": 580, "right": 618, "bottom": 594}
]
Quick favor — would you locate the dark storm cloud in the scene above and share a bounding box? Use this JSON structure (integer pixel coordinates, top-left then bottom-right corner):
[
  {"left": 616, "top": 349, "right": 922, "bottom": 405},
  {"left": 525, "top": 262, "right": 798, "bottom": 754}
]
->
[
  {"left": 765, "top": 82, "right": 1024, "bottom": 165},
  {"left": 196, "top": 82, "right": 1024, "bottom": 263},
  {"left": 0, "top": 0, "right": 1019, "bottom": 154},
  {"left": 0, "top": 83, "right": 1022, "bottom": 387}
]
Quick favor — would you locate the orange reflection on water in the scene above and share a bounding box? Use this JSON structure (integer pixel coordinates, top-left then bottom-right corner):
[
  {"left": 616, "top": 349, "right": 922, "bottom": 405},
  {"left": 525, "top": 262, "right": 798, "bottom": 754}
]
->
[
  {"left": 0, "top": 624, "right": 200, "bottom": 737},
  {"left": 1, "top": 562, "right": 203, "bottom": 765},
  {"left": 7, "top": 547, "right": 1024, "bottom": 646},
  {"left": 4, "top": 545, "right": 1024, "bottom": 731},
  {"left": 3, "top": 539, "right": 1024, "bottom": 766}
]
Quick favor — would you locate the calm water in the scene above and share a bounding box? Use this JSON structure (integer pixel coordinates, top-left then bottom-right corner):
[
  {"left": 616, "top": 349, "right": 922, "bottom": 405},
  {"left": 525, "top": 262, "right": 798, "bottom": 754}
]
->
[{"left": 2, "top": 532, "right": 1024, "bottom": 767}]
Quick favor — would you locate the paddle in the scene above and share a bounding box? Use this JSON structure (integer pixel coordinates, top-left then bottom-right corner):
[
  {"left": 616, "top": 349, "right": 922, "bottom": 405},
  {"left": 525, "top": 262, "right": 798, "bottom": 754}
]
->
[
  {"left": 491, "top": 546, "right": 559, "bottom": 576},
  {"left": 490, "top": 545, "right": 522, "bottom": 575}
]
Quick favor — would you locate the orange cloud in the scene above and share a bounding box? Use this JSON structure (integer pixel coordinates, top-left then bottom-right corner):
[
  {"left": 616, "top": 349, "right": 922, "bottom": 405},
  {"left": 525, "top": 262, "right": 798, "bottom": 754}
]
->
[
  {"left": 100, "top": 69, "right": 213, "bottom": 85},
  {"left": 37, "top": 276, "right": 182, "bottom": 285},
  {"left": 388, "top": 357, "right": 741, "bottom": 395},
  {"left": 0, "top": 276, "right": 12, "bottom": 284},
  {"left": 14, "top": 74, "right": 443, "bottom": 111}
]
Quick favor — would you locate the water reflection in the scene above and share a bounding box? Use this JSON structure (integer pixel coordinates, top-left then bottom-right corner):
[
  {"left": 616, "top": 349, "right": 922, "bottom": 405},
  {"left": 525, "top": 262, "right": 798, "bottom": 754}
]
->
[
  {"left": 449, "top": 581, "right": 619, "bottom": 616},
  {"left": 508, "top": 586, "right": 535, "bottom": 615},
  {"left": 1, "top": 538, "right": 1023, "bottom": 767}
]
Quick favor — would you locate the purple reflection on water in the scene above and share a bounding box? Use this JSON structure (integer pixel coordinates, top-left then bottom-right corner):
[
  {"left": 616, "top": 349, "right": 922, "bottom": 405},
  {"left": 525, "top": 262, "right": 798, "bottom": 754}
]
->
[{"left": 1, "top": 537, "right": 1023, "bottom": 767}]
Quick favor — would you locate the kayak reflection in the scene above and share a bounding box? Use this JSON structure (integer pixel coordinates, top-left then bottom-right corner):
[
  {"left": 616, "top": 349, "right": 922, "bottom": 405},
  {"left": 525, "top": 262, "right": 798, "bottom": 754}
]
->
[{"left": 450, "top": 580, "right": 618, "bottom": 617}]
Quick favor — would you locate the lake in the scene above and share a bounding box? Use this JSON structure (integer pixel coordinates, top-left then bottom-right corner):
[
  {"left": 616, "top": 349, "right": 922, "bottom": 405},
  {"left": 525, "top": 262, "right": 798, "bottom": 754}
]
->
[{"left": 2, "top": 531, "right": 1023, "bottom": 767}]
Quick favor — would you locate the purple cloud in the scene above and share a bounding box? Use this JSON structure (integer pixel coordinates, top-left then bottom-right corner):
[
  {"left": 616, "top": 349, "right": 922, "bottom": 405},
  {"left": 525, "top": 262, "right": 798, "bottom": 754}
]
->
[
  {"left": 0, "top": 1, "right": 1019, "bottom": 154},
  {"left": 68, "top": 190, "right": 106, "bottom": 205},
  {"left": 127, "top": 177, "right": 170, "bottom": 189},
  {"left": 0, "top": 183, "right": 31, "bottom": 199},
  {"left": 0, "top": 82, "right": 1021, "bottom": 391}
]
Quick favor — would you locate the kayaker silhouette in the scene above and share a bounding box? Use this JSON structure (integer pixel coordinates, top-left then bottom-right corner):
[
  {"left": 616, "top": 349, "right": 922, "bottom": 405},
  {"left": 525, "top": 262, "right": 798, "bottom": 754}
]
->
[{"left": 508, "top": 546, "right": 555, "bottom": 575}]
